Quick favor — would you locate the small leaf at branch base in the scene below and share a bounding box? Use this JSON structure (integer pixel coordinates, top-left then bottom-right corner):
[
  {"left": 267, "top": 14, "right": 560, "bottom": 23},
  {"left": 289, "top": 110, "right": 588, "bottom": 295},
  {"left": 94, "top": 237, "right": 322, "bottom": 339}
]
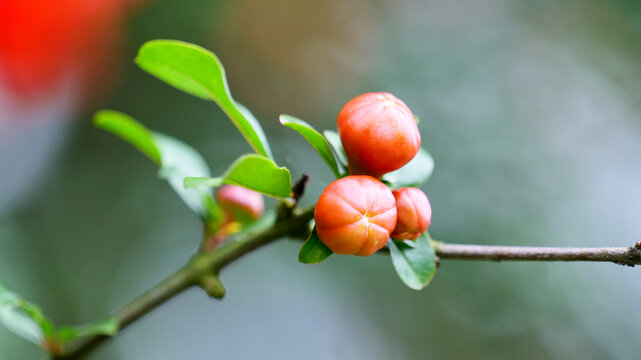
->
[
  {"left": 388, "top": 233, "right": 437, "bottom": 290},
  {"left": 136, "top": 40, "right": 273, "bottom": 159},
  {"left": 0, "top": 282, "right": 56, "bottom": 347},
  {"left": 383, "top": 148, "right": 434, "bottom": 189},
  {"left": 279, "top": 115, "right": 341, "bottom": 178},
  {"left": 57, "top": 317, "right": 119, "bottom": 342},
  {"left": 184, "top": 154, "right": 292, "bottom": 199},
  {"left": 322, "top": 130, "right": 347, "bottom": 172},
  {"left": 299, "top": 227, "right": 333, "bottom": 264}
]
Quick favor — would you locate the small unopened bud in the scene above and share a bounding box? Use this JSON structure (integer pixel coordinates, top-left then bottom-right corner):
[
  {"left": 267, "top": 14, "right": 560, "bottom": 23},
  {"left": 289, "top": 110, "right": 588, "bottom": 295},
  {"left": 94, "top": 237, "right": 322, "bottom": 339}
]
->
[
  {"left": 200, "top": 274, "right": 225, "bottom": 299},
  {"left": 338, "top": 92, "right": 420, "bottom": 178},
  {"left": 391, "top": 187, "right": 431, "bottom": 240},
  {"left": 216, "top": 185, "right": 264, "bottom": 223}
]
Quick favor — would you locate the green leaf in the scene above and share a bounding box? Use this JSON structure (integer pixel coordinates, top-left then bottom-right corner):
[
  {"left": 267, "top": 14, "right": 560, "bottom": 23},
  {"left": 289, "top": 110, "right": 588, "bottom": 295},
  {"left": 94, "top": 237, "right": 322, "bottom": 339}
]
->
[
  {"left": 299, "top": 227, "right": 333, "bottom": 264},
  {"left": 154, "top": 132, "right": 217, "bottom": 218},
  {"left": 222, "top": 155, "right": 291, "bottom": 198},
  {"left": 136, "top": 40, "right": 272, "bottom": 159},
  {"left": 0, "top": 282, "right": 55, "bottom": 347},
  {"left": 322, "top": 130, "right": 347, "bottom": 172},
  {"left": 279, "top": 115, "right": 341, "bottom": 178},
  {"left": 0, "top": 284, "right": 119, "bottom": 351},
  {"left": 184, "top": 154, "right": 291, "bottom": 199},
  {"left": 383, "top": 148, "right": 434, "bottom": 189},
  {"left": 57, "top": 317, "right": 119, "bottom": 342},
  {"left": 94, "top": 111, "right": 221, "bottom": 222},
  {"left": 94, "top": 110, "right": 161, "bottom": 165},
  {"left": 388, "top": 233, "right": 437, "bottom": 290},
  {"left": 183, "top": 177, "right": 222, "bottom": 189}
]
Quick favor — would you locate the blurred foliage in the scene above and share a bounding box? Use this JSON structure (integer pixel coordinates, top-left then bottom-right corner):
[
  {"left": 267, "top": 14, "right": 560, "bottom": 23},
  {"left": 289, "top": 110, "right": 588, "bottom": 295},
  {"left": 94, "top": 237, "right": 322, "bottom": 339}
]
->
[{"left": 1, "top": 0, "right": 641, "bottom": 359}]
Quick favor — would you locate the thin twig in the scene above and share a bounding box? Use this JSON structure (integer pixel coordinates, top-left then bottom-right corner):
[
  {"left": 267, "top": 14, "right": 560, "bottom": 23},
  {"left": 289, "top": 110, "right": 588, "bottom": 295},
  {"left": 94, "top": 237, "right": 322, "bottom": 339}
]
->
[
  {"left": 56, "top": 206, "right": 315, "bottom": 359},
  {"left": 431, "top": 241, "right": 641, "bottom": 266}
]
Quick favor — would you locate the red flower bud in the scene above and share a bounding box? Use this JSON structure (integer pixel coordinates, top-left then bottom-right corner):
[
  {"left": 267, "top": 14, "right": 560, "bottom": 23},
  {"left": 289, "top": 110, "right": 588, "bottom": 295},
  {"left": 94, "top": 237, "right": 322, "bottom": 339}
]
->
[
  {"left": 315, "top": 175, "right": 397, "bottom": 256},
  {"left": 391, "top": 187, "right": 431, "bottom": 240},
  {"left": 215, "top": 185, "right": 264, "bottom": 223},
  {"left": 338, "top": 92, "right": 420, "bottom": 178}
]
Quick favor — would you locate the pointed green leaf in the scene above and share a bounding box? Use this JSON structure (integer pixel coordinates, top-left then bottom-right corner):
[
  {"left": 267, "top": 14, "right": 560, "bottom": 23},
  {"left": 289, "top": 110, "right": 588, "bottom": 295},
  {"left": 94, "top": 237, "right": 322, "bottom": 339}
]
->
[
  {"left": 185, "top": 154, "right": 291, "bottom": 199},
  {"left": 322, "top": 130, "right": 347, "bottom": 172},
  {"left": 136, "top": 40, "right": 272, "bottom": 159},
  {"left": 388, "top": 233, "right": 437, "bottom": 290},
  {"left": 94, "top": 111, "right": 221, "bottom": 223},
  {"left": 299, "top": 227, "right": 333, "bottom": 264},
  {"left": 279, "top": 115, "right": 340, "bottom": 178},
  {"left": 153, "top": 132, "right": 217, "bottom": 219},
  {"left": 383, "top": 148, "right": 434, "bottom": 189},
  {"left": 94, "top": 110, "right": 161, "bottom": 165},
  {"left": 0, "top": 282, "right": 55, "bottom": 347}
]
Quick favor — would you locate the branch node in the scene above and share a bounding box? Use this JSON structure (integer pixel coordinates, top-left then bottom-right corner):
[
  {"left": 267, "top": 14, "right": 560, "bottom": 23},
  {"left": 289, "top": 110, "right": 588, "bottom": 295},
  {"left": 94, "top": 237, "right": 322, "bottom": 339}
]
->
[
  {"left": 619, "top": 244, "right": 641, "bottom": 267},
  {"left": 278, "top": 173, "right": 311, "bottom": 221}
]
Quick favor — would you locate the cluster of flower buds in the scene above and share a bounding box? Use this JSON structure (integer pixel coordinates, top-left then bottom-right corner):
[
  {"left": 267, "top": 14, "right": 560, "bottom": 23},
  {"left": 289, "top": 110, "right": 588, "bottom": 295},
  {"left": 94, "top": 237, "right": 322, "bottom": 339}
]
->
[{"left": 315, "top": 93, "right": 432, "bottom": 256}]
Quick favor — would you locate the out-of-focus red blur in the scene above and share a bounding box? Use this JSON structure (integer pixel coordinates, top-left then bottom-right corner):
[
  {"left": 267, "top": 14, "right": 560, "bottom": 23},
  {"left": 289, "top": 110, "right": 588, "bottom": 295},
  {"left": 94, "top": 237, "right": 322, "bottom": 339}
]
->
[{"left": 0, "top": 0, "right": 144, "bottom": 111}]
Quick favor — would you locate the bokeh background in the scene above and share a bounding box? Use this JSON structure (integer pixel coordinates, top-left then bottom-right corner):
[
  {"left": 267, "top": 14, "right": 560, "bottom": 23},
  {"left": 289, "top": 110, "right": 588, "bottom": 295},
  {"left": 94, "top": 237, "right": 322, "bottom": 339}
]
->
[{"left": 1, "top": 0, "right": 641, "bottom": 358}]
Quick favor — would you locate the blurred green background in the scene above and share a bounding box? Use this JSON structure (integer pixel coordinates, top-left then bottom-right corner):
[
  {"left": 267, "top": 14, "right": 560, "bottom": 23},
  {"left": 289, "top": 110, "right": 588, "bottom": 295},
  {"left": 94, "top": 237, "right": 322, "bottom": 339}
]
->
[{"left": 1, "top": 0, "right": 641, "bottom": 358}]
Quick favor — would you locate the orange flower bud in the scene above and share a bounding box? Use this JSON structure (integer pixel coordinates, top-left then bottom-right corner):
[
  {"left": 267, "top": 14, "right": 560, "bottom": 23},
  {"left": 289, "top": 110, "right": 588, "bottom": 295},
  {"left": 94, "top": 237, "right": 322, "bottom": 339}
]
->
[
  {"left": 338, "top": 92, "right": 420, "bottom": 178},
  {"left": 391, "top": 187, "right": 431, "bottom": 240},
  {"left": 315, "top": 175, "right": 397, "bottom": 256}
]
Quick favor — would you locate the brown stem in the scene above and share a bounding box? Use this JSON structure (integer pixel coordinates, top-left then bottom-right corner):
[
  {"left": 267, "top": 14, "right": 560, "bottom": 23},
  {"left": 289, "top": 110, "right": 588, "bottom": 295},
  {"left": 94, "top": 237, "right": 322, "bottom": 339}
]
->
[{"left": 431, "top": 241, "right": 641, "bottom": 266}]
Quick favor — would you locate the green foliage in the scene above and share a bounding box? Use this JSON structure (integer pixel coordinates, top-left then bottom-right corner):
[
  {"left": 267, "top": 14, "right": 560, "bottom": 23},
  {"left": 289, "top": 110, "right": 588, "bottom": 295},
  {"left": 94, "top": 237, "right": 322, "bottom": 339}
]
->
[
  {"left": 2, "top": 32, "right": 451, "bottom": 357},
  {"left": 298, "top": 227, "right": 333, "bottom": 264},
  {"left": 136, "top": 40, "right": 272, "bottom": 159},
  {"left": 57, "top": 317, "right": 119, "bottom": 342},
  {"left": 183, "top": 177, "right": 222, "bottom": 188},
  {"left": 279, "top": 115, "right": 341, "bottom": 178},
  {"left": 222, "top": 155, "right": 291, "bottom": 198},
  {"left": 0, "top": 282, "right": 55, "bottom": 347},
  {"left": 0, "top": 282, "right": 117, "bottom": 352},
  {"left": 322, "top": 130, "right": 347, "bottom": 172},
  {"left": 94, "top": 110, "right": 161, "bottom": 165},
  {"left": 388, "top": 234, "right": 437, "bottom": 290},
  {"left": 94, "top": 111, "right": 221, "bottom": 222},
  {"left": 184, "top": 154, "right": 291, "bottom": 199},
  {"left": 153, "top": 133, "right": 219, "bottom": 219},
  {"left": 383, "top": 148, "right": 434, "bottom": 189}
]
